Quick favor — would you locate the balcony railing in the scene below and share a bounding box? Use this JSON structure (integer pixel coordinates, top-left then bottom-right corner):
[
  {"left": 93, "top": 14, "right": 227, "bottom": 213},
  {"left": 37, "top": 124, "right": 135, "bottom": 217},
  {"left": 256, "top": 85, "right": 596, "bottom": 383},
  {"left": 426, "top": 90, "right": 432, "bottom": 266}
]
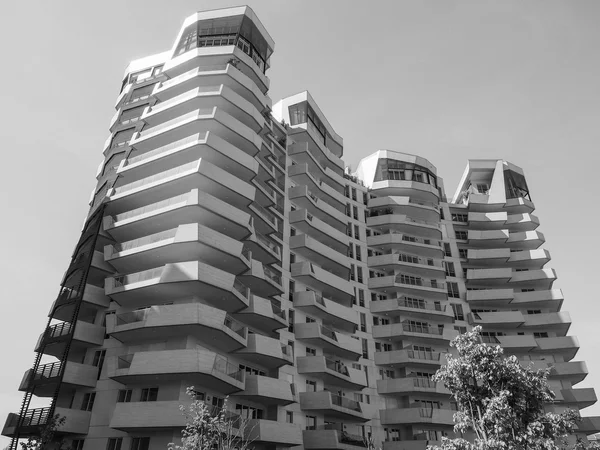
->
[
  {"left": 407, "top": 350, "right": 442, "bottom": 361},
  {"left": 213, "top": 354, "right": 245, "bottom": 382},
  {"left": 117, "top": 354, "right": 134, "bottom": 369},
  {"left": 251, "top": 203, "right": 277, "bottom": 226},
  {"left": 271, "top": 303, "right": 286, "bottom": 320},
  {"left": 402, "top": 323, "right": 444, "bottom": 336},
  {"left": 255, "top": 231, "right": 279, "bottom": 255},
  {"left": 113, "top": 267, "right": 163, "bottom": 287},
  {"left": 324, "top": 357, "right": 350, "bottom": 377},
  {"left": 371, "top": 230, "right": 442, "bottom": 247},
  {"left": 322, "top": 424, "right": 367, "bottom": 446},
  {"left": 263, "top": 266, "right": 282, "bottom": 286},
  {"left": 113, "top": 192, "right": 189, "bottom": 222},
  {"left": 116, "top": 309, "right": 148, "bottom": 325},
  {"left": 233, "top": 279, "right": 250, "bottom": 299},
  {"left": 45, "top": 322, "right": 72, "bottom": 339},
  {"left": 32, "top": 362, "right": 62, "bottom": 380},
  {"left": 412, "top": 377, "right": 437, "bottom": 388},
  {"left": 137, "top": 109, "right": 211, "bottom": 139},
  {"left": 397, "top": 297, "right": 446, "bottom": 312},
  {"left": 149, "top": 88, "right": 220, "bottom": 115},
  {"left": 112, "top": 160, "right": 198, "bottom": 195},
  {"left": 331, "top": 394, "right": 361, "bottom": 412},
  {"left": 223, "top": 315, "right": 247, "bottom": 338},
  {"left": 395, "top": 275, "right": 445, "bottom": 290},
  {"left": 113, "top": 228, "right": 178, "bottom": 252},
  {"left": 320, "top": 325, "right": 338, "bottom": 341},
  {"left": 126, "top": 134, "right": 201, "bottom": 166},
  {"left": 6, "top": 408, "right": 52, "bottom": 428},
  {"left": 158, "top": 65, "right": 227, "bottom": 91}
]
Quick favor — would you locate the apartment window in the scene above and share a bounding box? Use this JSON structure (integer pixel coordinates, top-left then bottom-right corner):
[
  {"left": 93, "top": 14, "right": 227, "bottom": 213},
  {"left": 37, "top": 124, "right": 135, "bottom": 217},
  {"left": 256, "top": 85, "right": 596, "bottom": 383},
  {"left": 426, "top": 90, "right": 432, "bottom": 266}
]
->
[
  {"left": 72, "top": 440, "right": 85, "bottom": 450},
  {"left": 477, "top": 183, "right": 489, "bottom": 194},
  {"left": 362, "top": 338, "right": 369, "bottom": 359},
  {"left": 286, "top": 411, "right": 294, "bottom": 423},
  {"left": 458, "top": 248, "right": 468, "bottom": 259},
  {"left": 439, "top": 208, "right": 445, "bottom": 220},
  {"left": 306, "top": 347, "right": 316, "bottom": 356},
  {"left": 347, "top": 222, "right": 353, "bottom": 236},
  {"left": 107, "top": 438, "right": 123, "bottom": 450},
  {"left": 451, "top": 304, "right": 464, "bottom": 321},
  {"left": 443, "top": 243, "right": 452, "bottom": 257},
  {"left": 454, "top": 326, "right": 467, "bottom": 334},
  {"left": 348, "top": 244, "right": 354, "bottom": 259},
  {"left": 288, "top": 309, "right": 295, "bottom": 332},
  {"left": 522, "top": 288, "right": 535, "bottom": 292},
  {"left": 289, "top": 280, "right": 295, "bottom": 301},
  {"left": 345, "top": 185, "right": 350, "bottom": 198},
  {"left": 447, "top": 282, "right": 460, "bottom": 298},
  {"left": 379, "top": 369, "right": 395, "bottom": 379},
  {"left": 356, "top": 245, "right": 362, "bottom": 261},
  {"left": 354, "top": 393, "right": 363, "bottom": 403},
  {"left": 290, "top": 227, "right": 296, "bottom": 236},
  {"left": 527, "top": 310, "right": 542, "bottom": 314},
  {"left": 352, "top": 187, "right": 357, "bottom": 201},
  {"left": 360, "top": 313, "right": 367, "bottom": 332},
  {"left": 455, "top": 230, "right": 468, "bottom": 240},
  {"left": 306, "top": 415, "right": 317, "bottom": 430},
  {"left": 140, "top": 387, "right": 158, "bottom": 402},
  {"left": 235, "top": 404, "right": 264, "bottom": 420},
  {"left": 451, "top": 213, "right": 468, "bottom": 222},
  {"left": 130, "top": 438, "right": 150, "bottom": 450},
  {"left": 358, "top": 289, "right": 365, "bottom": 307},
  {"left": 353, "top": 205, "right": 359, "bottom": 220},
  {"left": 306, "top": 316, "right": 316, "bottom": 323},
  {"left": 92, "top": 349, "right": 106, "bottom": 380},
  {"left": 346, "top": 203, "right": 351, "bottom": 217},
  {"left": 350, "top": 264, "right": 355, "bottom": 281},
  {"left": 289, "top": 253, "right": 296, "bottom": 270},
  {"left": 306, "top": 380, "right": 317, "bottom": 392},
  {"left": 534, "top": 332, "right": 549, "bottom": 338},
  {"left": 357, "top": 267, "right": 364, "bottom": 283},
  {"left": 354, "top": 224, "right": 360, "bottom": 239},
  {"left": 444, "top": 262, "right": 456, "bottom": 277},
  {"left": 81, "top": 393, "right": 96, "bottom": 411},
  {"left": 117, "top": 390, "right": 132, "bottom": 403},
  {"left": 239, "top": 364, "right": 266, "bottom": 376}
]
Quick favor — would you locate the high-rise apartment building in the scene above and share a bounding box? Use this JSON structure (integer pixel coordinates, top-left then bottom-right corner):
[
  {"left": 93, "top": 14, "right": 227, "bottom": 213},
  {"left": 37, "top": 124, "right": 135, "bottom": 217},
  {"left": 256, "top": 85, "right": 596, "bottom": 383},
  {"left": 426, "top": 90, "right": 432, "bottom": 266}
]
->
[{"left": 3, "top": 6, "right": 599, "bottom": 450}]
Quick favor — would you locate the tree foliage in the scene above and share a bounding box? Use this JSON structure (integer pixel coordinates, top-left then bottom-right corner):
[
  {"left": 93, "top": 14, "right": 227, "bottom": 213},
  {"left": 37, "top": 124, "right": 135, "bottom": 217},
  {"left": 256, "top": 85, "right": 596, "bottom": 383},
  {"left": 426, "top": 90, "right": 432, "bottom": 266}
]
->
[
  {"left": 429, "top": 326, "right": 580, "bottom": 450},
  {"left": 20, "top": 414, "right": 66, "bottom": 450},
  {"left": 168, "top": 387, "right": 255, "bottom": 450}
]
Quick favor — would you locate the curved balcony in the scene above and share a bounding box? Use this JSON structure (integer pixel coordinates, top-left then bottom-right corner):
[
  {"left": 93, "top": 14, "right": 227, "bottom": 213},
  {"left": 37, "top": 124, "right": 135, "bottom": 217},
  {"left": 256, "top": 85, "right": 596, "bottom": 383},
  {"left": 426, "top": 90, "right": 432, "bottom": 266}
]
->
[
  {"left": 104, "top": 189, "right": 252, "bottom": 242},
  {"left": 369, "top": 275, "right": 447, "bottom": 300},
  {"left": 288, "top": 142, "right": 345, "bottom": 193},
  {"left": 368, "top": 196, "right": 440, "bottom": 224},
  {"left": 105, "top": 260, "right": 250, "bottom": 312},
  {"left": 18, "top": 361, "right": 98, "bottom": 397},
  {"left": 303, "top": 427, "right": 369, "bottom": 450},
  {"left": 469, "top": 311, "right": 525, "bottom": 328},
  {"left": 234, "top": 294, "right": 287, "bottom": 334},
  {"left": 50, "top": 284, "right": 110, "bottom": 322},
  {"left": 506, "top": 230, "right": 545, "bottom": 250},
  {"left": 287, "top": 124, "right": 344, "bottom": 176},
  {"left": 295, "top": 322, "right": 362, "bottom": 361},
  {"left": 509, "top": 268, "right": 556, "bottom": 290},
  {"left": 290, "top": 234, "right": 350, "bottom": 279},
  {"left": 291, "top": 262, "right": 354, "bottom": 306},
  {"left": 109, "top": 400, "right": 186, "bottom": 431},
  {"left": 368, "top": 253, "right": 444, "bottom": 279},
  {"left": 370, "top": 179, "right": 440, "bottom": 203},
  {"left": 107, "top": 303, "right": 247, "bottom": 352},
  {"left": 466, "top": 268, "right": 512, "bottom": 286},
  {"left": 288, "top": 163, "right": 346, "bottom": 211},
  {"left": 297, "top": 355, "right": 367, "bottom": 390},
  {"left": 152, "top": 63, "right": 269, "bottom": 113},
  {"left": 120, "top": 131, "right": 258, "bottom": 184},
  {"left": 466, "top": 211, "right": 507, "bottom": 230},
  {"left": 106, "top": 349, "right": 244, "bottom": 394},
  {"left": 576, "top": 416, "right": 600, "bottom": 434},
  {"left": 467, "top": 229, "right": 509, "bottom": 248},
  {"left": 300, "top": 391, "right": 367, "bottom": 422},
  {"left": 536, "top": 336, "right": 579, "bottom": 361},
  {"left": 244, "top": 229, "right": 280, "bottom": 265},
  {"left": 466, "top": 288, "right": 514, "bottom": 307},
  {"left": 238, "top": 259, "right": 283, "bottom": 297},
  {"left": 235, "top": 333, "right": 293, "bottom": 369},
  {"left": 377, "top": 377, "right": 449, "bottom": 396},
  {"left": 35, "top": 321, "right": 104, "bottom": 358},
  {"left": 504, "top": 197, "right": 535, "bottom": 214},
  {"left": 288, "top": 185, "right": 347, "bottom": 232},
  {"left": 246, "top": 419, "right": 303, "bottom": 446},
  {"left": 142, "top": 85, "right": 264, "bottom": 133},
  {"left": 367, "top": 232, "right": 443, "bottom": 259},
  {"left": 507, "top": 249, "right": 551, "bottom": 269},
  {"left": 505, "top": 213, "right": 540, "bottom": 231},
  {"left": 367, "top": 215, "right": 441, "bottom": 240},
  {"left": 511, "top": 289, "right": 564, "bottom": 311},
  {"left": 372, "top": 323, "right": 456, "bottom": 346},
  {"left": 248, "top": 203, "right": 278, "bottom": 235},
  {"left": 521, "top": 311, "right": 571, "bottom": 335},
  {"left": 293, "top": 291, "right": 358, "bottom": 334},
  {"left": 370, "top": 297, "right": 454, "bottom": 322},
  {"left": 2, "top": 407, "right": 91, "bottom": 437},
  {"left": 374, "top": 349, "right": 443, "bottom": 369},
  {"left": 380, "top": 407, "right": 455, "bottom": 426},
  {"left": 238, "top": 374, "right": 296, "bottom": 405},
  {"left": 289, "top": 209, "right": 349, "bottom": 254},
  {"left": 559, "top": 388, "right": 597, "bottom": 409},
  {"left": 129, "top": 107, "right": 262, "bottom": 157},
  {"left": 108, "top": 158, "right": 255, "bottom": 214},
  {"left": 105, "top": 223, "right": 251, "bottom": 273}
]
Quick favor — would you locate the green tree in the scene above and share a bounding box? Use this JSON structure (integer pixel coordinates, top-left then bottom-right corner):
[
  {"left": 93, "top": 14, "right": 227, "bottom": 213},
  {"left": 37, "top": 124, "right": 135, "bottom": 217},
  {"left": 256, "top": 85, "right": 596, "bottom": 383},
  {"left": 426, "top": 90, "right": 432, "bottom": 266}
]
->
[
  {"left": 429, "top": 326, "right": 580, "bottom": 450},
  {"left": 168, "top": 387, "right": 255, "bottom": 450}
]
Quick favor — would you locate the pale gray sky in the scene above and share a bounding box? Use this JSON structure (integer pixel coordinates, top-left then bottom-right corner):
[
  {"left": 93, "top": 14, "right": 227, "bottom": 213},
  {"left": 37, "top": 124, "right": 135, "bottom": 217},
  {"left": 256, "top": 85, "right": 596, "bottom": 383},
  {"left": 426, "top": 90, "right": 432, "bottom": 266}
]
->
[{"left": 1, "top": 1, "right": 599, "bottom": 444}]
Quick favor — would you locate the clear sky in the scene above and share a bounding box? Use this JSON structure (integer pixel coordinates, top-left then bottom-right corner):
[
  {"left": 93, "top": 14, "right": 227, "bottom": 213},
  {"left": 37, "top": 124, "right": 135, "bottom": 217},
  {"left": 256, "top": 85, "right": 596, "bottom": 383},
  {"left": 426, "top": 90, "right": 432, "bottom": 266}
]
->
[{"left": 1, "top": 0, "right": 599, "bottom": 444}]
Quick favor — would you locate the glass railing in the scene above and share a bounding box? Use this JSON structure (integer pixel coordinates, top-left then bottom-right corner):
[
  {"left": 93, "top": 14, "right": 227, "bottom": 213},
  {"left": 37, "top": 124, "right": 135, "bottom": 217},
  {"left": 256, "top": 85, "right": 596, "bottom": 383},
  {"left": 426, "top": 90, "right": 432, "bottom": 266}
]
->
[
  {"left": 251, "top": 203, "right": 277, "bottom": 225},
  {"left": 324, "top": 357, "right": 350, "bottom": 376},
  {"left": 113, "top": 267, "right": 163, "bottom": 287},
  {"left": 45, "top": 322, "right": 72, "bottom": 339},
  {"left": 113, "top": 192, "right": 190, "bottom": 222},
  {"left": 8, "top": 408, "right": 52, "bottom": 428},
  {"left": 331, "top": 394, "right": 361, "bottom": 412},
  {"left": 254, "top": 231, "right": 280, "bottom": 256},
  {"left": 126, "top": 134, "right": 203, "bottom": 166},
  {"left": 263, "top": 266, "right": 282, "bottom": 286},
  {"left": 271, "top": 303, "right": 286, "bottom": 320},
  {"left": 407, "top": 350, "right": 441, "bottom": 361},
  {"left": 223, "top": 315, "right": 247, "bottom": 338},
  {"left": 402, "top": 323, "right": 444, "bottom": 336},
  {"left": 124, "top": 94, "right": 150, "bottom": 106},
  {"left": 412, "top": 377, "right": 437, "bottom": 388},
  {"left": 116, "top": 309, "right": 149, "bottom": 326},
  {"left": 395, "top": 275, "right": 445, "bottom": 290},
  {"left": 408, "top": 198, "right": 440, "bottom": 210},
  {"left": 397, "top": 298, "right": 445, "bottom": 312},
  {"left": 233, "top": 279, "right": 250, "bottom": 299},
  {"left": 137, "top": 109, "right": 211, "bottom": 139},
  {"left": 117, "top": 354, "right": 134, "bottom": 369},
  {"left": 320, "top": 325, "right": 338, "bottom": 341},
  {"left": 112, "top": 160, "right": 198, "bottom": 195},
  {"left": 213, "top": 354, "right": 245, "bottom": 382},
  {"left": 113, "top": 228, "right": 178, "bottom": 253},
  {"left": 158, "top": 65, "right": 228, "bottom": 91},
  {"left": 370, "top": 231, "right": 442, "bottom": 247}
]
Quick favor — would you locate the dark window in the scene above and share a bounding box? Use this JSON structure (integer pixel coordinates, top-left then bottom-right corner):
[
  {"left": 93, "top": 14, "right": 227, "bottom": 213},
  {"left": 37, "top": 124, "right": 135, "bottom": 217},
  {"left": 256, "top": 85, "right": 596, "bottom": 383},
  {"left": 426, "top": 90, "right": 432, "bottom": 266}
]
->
[
  {"left": 357, "top": 267, "right": 363, "bottom": 283},
  {"left": 130, "top": 438, "right": 150, "bottom": 450},
  {"left": 447, "top": 282, "right": 460, "bottom": 299},
  {"left": 140, "top": 387, "right": 158, "bottom": 402},
  {"left": 286, "top": 411, "right": 294, "bottom": 423},
  {"left": 117, "top": 390, "right": 132, "bottom": 403},
  {"left": 358, "top": 289, "right": 365, "bottom": 307},
  {"left": 444, "top": 262, "right": 456, "bottom": 277},
  {"left": 353, "top": 206, "right": 358, "bottom": 220},
  {"left": 362, "top": 338, "right": 369, "bottom": 359},
  {"left": 72, "top": 440, "right": 85, "bottom": 450},
  {"left": 81, "top": 393, "right": 96, "bottom": 411},
  {"left": 306, "top": 415, "right": 317, "bottom": 430},
  {"left": 306, "top": 380, "right": 316, "bottom": 392},
  {"left": 107, "top": 438, "right": 123, "bottom": 450},
  {"left": 443, "top": 243, "right": 452, "bottom": 257},
  {"left": 354, "top": 225, "right": 360, "bottom": 239},
  {"left": 288, "top": 309, "right": 295, "bottom": 332},
  {"left": 451, "top": 213, "right": 468, "bottom": 222},
  {"left": 458, "top": 248, "right": 468, "bottom": 259},
  {"left": 451, "top": 304, "right": 464, "bottom": 321},
  {"left": 360, "top": 313, "right": 367, "bottom": 332},
  {"left": 455, "top": 230, "right": 468, "bottom": 240}
]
